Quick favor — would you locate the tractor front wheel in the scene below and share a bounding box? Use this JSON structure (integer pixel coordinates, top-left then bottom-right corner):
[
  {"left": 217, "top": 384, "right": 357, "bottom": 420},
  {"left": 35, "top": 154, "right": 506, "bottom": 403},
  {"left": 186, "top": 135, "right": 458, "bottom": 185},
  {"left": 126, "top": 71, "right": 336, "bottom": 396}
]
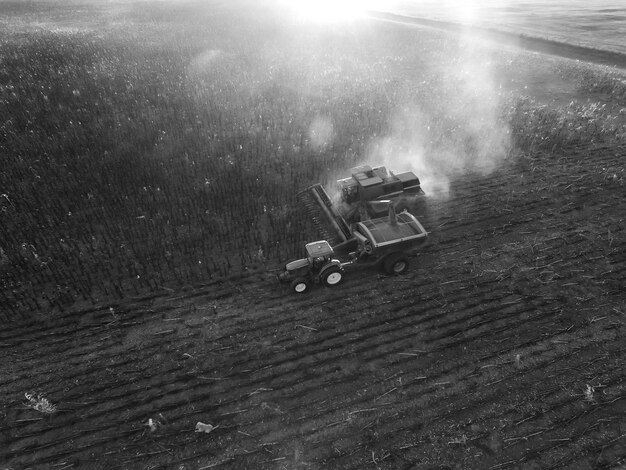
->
[
  {"left": 384, "top": 254, "right": 410, "bottom": 275},
  {"left": 321, "top": 267, "right": 343, "bottom": 287},
  {"left": 291, "top": 278, "right": 310, "bottom": 294}
]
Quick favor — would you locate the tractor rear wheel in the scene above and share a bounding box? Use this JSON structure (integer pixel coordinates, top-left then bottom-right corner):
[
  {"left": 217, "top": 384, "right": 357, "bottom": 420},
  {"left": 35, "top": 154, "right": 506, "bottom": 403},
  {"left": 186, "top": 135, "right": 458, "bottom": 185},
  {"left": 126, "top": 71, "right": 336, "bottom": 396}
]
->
[
  {"left": 291, "top": 278, "right": 310, "bottom": 294},
  {"left": 321, "top": 267, "right": 343, "bottom": 287},
  {"left": 384, "top": 254, "right": 410, "bottom": 275}
]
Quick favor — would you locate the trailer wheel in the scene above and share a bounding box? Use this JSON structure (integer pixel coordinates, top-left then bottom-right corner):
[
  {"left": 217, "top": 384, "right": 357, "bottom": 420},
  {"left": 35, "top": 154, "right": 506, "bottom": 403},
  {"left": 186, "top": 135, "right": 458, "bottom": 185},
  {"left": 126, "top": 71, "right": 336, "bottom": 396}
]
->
[
  {"left": 384, "top": 254, "right": 409, "bottom": 275},
  {"left": 321, "top": 267, "right": 343, "bottom": 287},
  {"left": 291, "top": 278, "right": 310, "bottom": 293}
]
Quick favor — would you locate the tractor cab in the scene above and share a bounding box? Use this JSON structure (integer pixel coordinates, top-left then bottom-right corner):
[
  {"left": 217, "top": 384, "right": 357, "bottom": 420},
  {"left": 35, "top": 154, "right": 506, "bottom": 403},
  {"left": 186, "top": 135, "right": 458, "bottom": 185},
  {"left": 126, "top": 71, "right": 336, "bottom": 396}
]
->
[
  {"left": 305, "top": 240, "right": 333, "bottom": 268},
  {"left": 337, "top": 165, "right": 389, "bottom": 204},
  {"left": 284, "top": 240, "right": 333, "bottom": 272}
]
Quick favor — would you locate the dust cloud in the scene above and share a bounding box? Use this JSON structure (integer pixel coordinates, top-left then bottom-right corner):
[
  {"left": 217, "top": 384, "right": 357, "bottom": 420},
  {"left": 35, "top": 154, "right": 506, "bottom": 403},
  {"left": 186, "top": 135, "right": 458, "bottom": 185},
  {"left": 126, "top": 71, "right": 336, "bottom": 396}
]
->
[
  {"left": 365, "top": 32, "right": 512, "bottom": 199},
  {"left": 308, "top": 116, "right": 335, "bottom": 151}
]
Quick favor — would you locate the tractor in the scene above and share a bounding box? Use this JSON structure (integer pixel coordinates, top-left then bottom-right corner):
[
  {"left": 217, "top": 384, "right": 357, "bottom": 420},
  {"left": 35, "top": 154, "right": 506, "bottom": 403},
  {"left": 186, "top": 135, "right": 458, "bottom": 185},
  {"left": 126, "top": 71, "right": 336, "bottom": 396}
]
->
[{"left": 277, "top": 240, "right": 343, "bottom": 293}]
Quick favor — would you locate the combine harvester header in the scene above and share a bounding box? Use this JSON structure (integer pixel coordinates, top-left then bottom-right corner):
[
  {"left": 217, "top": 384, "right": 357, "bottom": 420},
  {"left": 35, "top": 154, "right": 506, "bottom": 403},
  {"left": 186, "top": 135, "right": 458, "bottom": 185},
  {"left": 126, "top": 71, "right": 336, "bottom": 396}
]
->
[{"left": 297, "top": 183, "right": 352, "bottom": 247}]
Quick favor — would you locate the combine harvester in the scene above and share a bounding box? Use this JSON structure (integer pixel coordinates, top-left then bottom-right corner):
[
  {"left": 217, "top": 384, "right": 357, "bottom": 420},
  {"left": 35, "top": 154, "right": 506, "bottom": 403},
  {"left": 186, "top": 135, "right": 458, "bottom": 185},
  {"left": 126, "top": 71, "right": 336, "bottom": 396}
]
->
[
  {"left": 279, "top": 167, "right": 428, "bottom": 293},
  {"left": 301, "top": 165, "right": 424, "bottom": 226}
]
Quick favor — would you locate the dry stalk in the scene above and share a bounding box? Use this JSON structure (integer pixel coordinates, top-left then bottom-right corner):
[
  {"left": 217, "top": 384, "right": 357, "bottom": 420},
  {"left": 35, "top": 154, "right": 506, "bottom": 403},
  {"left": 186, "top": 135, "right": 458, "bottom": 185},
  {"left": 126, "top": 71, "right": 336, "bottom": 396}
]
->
[{"left": 375, "top": 387, "right": 398, "bottom": 401}]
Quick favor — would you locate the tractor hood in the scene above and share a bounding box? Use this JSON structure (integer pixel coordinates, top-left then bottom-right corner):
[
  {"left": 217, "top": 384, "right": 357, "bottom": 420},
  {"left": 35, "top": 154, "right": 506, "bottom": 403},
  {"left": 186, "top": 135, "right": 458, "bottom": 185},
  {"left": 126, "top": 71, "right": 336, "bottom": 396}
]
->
[{"left": 285, "top": 258, "right": 309, "bottom": 271}]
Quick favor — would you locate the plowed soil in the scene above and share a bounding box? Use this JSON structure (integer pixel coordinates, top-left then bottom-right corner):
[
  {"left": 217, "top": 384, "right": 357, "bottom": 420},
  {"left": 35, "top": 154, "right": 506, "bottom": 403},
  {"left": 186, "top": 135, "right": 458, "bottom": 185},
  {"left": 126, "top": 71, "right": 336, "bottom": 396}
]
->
[{"left": 2, "top": 141, "right": 624, "bottom": 469}]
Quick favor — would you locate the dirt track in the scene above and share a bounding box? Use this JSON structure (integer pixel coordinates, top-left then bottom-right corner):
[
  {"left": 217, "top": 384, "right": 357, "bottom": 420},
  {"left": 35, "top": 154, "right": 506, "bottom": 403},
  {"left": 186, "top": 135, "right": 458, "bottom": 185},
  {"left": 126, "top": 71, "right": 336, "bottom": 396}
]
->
[
  {"left": 1, "top": 142, "right": 624, "bottom": 469},
  {"left": 368, "top": 11, "right": 626, "bottom": 70}
]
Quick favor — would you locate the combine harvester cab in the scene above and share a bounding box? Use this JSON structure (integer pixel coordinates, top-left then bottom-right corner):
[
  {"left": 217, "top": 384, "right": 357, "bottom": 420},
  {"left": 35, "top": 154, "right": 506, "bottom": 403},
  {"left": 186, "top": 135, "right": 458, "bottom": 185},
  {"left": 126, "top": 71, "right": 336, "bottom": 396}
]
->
[{"left": 336, "top": 165, "right": 424, "bottom": 222}]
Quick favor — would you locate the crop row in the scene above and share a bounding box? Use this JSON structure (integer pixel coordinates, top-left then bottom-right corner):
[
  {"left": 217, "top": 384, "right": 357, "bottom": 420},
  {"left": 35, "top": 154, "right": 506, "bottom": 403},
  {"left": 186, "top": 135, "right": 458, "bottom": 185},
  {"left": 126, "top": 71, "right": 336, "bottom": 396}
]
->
[{"left": 2, "top": 160, "right": 623, "bottom": 468}]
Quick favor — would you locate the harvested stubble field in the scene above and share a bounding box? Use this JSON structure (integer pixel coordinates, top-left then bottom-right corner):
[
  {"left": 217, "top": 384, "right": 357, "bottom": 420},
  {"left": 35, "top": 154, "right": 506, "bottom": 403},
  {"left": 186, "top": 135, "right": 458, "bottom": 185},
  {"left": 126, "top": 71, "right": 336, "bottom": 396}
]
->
[{"left": 1, "top": 1, "right": 625, "bottom": 469}]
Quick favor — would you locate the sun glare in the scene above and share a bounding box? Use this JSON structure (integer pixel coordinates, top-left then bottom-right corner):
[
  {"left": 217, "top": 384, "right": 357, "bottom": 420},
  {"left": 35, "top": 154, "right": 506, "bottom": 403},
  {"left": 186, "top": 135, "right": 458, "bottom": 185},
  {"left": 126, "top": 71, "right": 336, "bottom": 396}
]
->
[
  {"left": 282, "top": 0, "right": 375, "bottom": 23},
  {"left": 443, "top": 0, "right": 478, "bottom": 23}
]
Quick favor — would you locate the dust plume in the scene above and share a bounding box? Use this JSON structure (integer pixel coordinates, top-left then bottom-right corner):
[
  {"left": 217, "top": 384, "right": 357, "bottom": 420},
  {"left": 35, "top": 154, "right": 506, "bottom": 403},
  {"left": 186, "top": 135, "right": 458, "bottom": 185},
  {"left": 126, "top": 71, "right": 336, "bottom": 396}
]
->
[
  {"left": 366, "top": 31, "right": 511, "bottom": 199},
  {"left": 309, "top": 115, "right": 335, "bottom": 151}
]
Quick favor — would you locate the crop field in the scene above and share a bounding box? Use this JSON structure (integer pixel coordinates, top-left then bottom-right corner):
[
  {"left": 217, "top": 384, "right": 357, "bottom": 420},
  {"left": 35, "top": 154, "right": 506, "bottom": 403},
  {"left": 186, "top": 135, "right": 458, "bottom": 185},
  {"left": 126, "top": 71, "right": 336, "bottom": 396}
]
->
[{"left": 1, "top": 1, "right": 625, "bottom": 469}]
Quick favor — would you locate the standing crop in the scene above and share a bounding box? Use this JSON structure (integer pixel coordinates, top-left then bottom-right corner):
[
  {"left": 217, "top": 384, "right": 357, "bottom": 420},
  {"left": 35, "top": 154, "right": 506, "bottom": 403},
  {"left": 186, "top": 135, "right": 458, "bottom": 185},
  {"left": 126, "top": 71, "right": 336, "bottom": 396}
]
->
[{"left": 1, "top": 2, "right": 624, "bottom": 317}]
